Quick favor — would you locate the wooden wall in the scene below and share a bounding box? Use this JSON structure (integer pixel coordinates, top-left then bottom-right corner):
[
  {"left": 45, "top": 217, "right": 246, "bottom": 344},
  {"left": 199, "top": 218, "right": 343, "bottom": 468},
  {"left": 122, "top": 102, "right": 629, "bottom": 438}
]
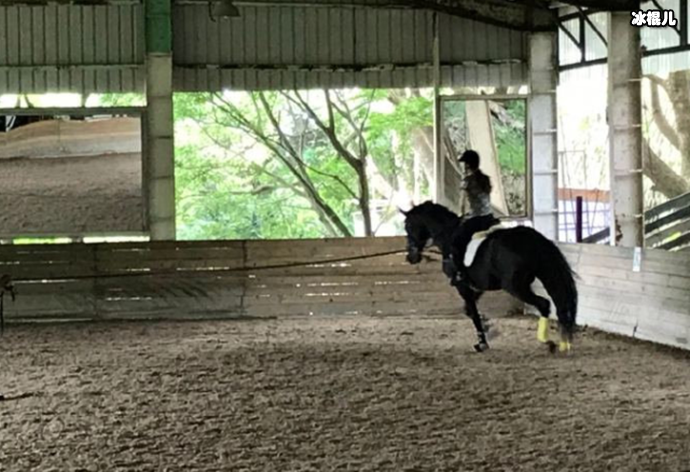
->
[
  {"left": 537, "top": 243, "right": 690, "bottom": 351},
  {"left": 0, "top": 237, "right": 518, "bottom": 322},
  {"left": 3, "top": 237, "right": 688, "bottom": 353}
]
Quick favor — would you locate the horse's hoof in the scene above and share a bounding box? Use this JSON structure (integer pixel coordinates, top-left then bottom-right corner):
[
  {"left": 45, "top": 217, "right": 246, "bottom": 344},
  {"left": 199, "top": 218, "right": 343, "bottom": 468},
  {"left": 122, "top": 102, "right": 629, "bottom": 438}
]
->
[
  {"left": 474, "top": 342, "right": 489, "bottom": 353},
  {"left": 545, "top": 341, "right": 558, "bottom": 354}
]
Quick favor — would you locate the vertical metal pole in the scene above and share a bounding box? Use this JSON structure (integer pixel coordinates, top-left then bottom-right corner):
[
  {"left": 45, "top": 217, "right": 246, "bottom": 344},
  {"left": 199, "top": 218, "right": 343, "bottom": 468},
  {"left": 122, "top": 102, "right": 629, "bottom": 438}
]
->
[
  {"left": 432, "top": 12, "right": 444, "bottom": 205},
  {"left": 575, "top": 196, "right": 583, "bottom": 243}
]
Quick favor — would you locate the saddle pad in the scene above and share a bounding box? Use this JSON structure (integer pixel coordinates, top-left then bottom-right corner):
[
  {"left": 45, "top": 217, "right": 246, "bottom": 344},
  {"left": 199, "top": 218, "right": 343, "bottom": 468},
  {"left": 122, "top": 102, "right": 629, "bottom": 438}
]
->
[
  {"left": 464, "top": 223, "right": 508, "bottom": 266},
  {"left": 472, "top": 223, "right": 507, "bottom": 240},
  {"left": 464, "top": 236, "right": 486, "bottom": 267}
]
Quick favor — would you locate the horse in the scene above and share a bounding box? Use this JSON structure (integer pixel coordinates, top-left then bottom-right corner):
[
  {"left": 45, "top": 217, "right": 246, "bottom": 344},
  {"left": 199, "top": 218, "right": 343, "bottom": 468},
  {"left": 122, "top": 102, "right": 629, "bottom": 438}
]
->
[{"left": 401, "top": 201, "right": 578, "bottom": 354}]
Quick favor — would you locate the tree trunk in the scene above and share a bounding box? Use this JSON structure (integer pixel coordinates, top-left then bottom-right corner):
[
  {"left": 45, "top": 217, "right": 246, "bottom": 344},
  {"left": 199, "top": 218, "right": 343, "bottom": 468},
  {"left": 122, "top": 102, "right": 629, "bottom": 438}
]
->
[
  {"left": 410, "top": 126, "right": 436, "bottom": 186},
  {"left": 644, "top": 142, "right": 690, "bottom": 198},
  {"left": 644, "top": 71, "right": 690, "bottom": 198},
  {"left": 665, "top": 70, "right": 690, "bottom": 180},
  {"left": 355, "top": 159, "right": 373, "bottom": 236}
]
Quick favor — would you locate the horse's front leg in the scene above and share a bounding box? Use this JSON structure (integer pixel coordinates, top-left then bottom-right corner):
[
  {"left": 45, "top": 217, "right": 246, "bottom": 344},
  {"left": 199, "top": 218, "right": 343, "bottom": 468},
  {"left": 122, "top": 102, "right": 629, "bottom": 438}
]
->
[{"left": 456, "top": 282, "right": 489, "bottom": 352}]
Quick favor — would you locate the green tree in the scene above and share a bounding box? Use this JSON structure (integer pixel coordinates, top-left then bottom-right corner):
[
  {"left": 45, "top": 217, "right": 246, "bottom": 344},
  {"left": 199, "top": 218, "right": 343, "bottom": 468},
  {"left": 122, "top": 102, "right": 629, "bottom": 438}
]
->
[{"left": 173, "top": 89, "right": 434, "bottom": 240}]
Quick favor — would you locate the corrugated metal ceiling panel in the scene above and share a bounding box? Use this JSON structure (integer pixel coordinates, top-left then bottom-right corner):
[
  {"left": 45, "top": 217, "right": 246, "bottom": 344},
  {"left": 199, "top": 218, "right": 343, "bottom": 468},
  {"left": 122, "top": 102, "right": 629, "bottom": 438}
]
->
[{"left": 0, "top": 4, "right": 145, "bottom": 94}]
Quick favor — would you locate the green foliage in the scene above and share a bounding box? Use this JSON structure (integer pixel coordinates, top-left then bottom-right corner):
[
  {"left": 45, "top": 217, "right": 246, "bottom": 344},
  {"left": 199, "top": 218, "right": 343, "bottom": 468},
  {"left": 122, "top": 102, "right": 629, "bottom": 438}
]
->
[
  {"left": 173, "top": 89, "right": 434, "bottom": 240},
  {"left": 493, "top": 99, "right": 526, "bottom": 175},
  {"left": 367, "top": 91, "right": 433, "bottom": 191},
  {"left": 92, "top": 93, "right": 146, "bottom": 107}
]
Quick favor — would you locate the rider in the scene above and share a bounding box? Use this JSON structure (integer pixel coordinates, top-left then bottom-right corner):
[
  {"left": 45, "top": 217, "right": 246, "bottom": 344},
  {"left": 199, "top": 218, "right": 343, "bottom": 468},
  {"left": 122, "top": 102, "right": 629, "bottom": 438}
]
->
[{"left": 450, "top": 150, "right": 499, "bottom": 284}]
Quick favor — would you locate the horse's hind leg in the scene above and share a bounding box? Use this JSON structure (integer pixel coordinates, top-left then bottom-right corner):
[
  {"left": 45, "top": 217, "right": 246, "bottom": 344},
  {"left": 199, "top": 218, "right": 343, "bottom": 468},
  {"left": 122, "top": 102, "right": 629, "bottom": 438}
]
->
[
  {"left": 557, "top": 314, "right": 573, "bottom": 353},
  {"left": 456, "top": 283, "right": 489, "bottom": 352},
  {"left": 504, "top": 276, "right": 556, "bottom": 352}
]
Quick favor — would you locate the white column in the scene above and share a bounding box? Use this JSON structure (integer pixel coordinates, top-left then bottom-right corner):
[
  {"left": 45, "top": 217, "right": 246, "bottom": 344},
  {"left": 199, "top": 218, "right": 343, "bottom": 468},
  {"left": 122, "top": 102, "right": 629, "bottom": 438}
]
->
[
  {"left": 528, "top": 32, "right": 559, "bottom": 240},
  {"left": 608, "top": 11, "right": 644, "bottom": 247},
  {"left": 145, "top": 54, "right": 176, "bottom": 240}
]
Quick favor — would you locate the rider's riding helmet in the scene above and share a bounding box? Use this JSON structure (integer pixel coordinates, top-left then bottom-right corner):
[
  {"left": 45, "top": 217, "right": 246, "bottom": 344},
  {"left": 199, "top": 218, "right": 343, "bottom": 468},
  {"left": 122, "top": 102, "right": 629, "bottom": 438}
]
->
[{"left": 459, "top": 150, "right": 481, "bottom": 170}]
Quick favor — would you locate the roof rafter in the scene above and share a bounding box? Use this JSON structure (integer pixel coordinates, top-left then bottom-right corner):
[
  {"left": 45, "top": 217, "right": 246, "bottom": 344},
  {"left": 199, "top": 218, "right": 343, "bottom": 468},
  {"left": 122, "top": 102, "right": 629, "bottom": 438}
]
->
[{"left": 555, "top": 0, "right": 638, "bottom": 10}]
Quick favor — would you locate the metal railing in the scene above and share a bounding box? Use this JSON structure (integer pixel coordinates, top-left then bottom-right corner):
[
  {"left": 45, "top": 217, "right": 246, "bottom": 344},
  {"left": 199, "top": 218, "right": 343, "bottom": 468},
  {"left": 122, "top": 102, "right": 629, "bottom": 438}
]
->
[{"left": 582, "top": 192, "right": 690, "bottom": 251}]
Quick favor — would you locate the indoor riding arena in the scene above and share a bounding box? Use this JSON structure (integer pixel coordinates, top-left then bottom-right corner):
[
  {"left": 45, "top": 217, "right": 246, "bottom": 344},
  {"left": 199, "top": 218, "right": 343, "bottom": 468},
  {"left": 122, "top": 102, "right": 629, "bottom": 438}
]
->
[{"left": 1, "top": 1, "right": 690, "bottom": 471}]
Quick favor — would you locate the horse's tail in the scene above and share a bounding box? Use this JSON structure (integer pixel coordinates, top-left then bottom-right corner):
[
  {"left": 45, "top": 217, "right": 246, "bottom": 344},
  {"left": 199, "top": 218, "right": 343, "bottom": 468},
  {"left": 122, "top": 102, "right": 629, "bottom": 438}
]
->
[{"left": 534, "top": 235, "right": 578, "bottom": 337}]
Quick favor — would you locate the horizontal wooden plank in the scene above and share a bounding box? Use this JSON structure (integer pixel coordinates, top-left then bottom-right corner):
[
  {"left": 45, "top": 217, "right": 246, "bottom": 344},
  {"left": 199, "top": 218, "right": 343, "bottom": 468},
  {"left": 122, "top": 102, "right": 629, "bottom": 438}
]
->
[
  {"left": 0, "top": 253, "right": 93, "bottom": 265},
  {"left": 575, "top": 263, "right": 690, "bottom": 290},
  {"left": 12, "top": 279, "right": 94, "bottom": 295},
  {"left": 636, "top": 315, "right": 690, "bottom": 339},
  {"left": 578, "top": 314, "right": 637, "bottom": 338},
  {"left": 242, "top": 301, "right": 458, "bottom": 318},
  {"left": 95, "top": 259, "right": 247, "bottom": 273},
  {"left": 97, "top": 298, "right": 244, "bottom": 315},
  {"left": 575, "top": 255, "right": 690, "bottom": 279},
  {"left": 245, "top": 272, "right": 446, "bottom": 287},
  {"left": 5, "top": 295, "right": 95, "bottom": 319},
  {"left": 94, "top": 247, "right": 246, "bottom": 262},
  {"left": 577, "top": 275, "right": 690, "bottom": 304},
  {"left": 99, "top": 239, "right": 245, "bottom": 249},
  {"left": 95, "top": 308, "right": 250, "bottom": 320},
  {"left": 634, "top": 326, "right": 690, "bottom": 350},
  {"left": 0, "top": 244, "right": 93, "bottom": 256},
  {"left": 562, "top": 241, "right": 690, "bottom": 266},
  {"left": 552, "top": 282, "right": 689, "bottom": 315},
  {"left": 245, "top": 245, "right": 406, "bottom": 260},
  {"left": 244, "top": 277, "right": 455, "bottom": 293}
]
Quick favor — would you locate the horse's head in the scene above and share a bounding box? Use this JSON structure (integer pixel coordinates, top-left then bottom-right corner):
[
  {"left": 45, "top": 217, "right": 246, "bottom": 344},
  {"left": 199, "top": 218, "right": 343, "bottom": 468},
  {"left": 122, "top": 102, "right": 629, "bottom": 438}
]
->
[
  {"left": 400, "top": 207, "right": 431, "bottom": 265},
  {"left": 0, "top": 274, "right": 16, "bottom": 301},
  {"left": 400, "top": 201, "right": 461, "bottom": 264}
]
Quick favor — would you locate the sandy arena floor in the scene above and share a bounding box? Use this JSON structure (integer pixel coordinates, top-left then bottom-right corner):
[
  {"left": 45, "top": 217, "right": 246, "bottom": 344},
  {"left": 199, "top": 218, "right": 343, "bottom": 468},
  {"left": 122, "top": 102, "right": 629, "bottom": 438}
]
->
[
  {"left": 0, "top": 153, "right": 142, "bottom": 234},
  {"left": 0, "top": 316, "right": 689, "bottom": 471}
]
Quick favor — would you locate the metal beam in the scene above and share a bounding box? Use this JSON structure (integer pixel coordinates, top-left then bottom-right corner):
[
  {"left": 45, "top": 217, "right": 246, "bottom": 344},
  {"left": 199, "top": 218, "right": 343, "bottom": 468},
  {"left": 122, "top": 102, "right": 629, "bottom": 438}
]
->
[
  {"left": 176, "top": 0, "right": 558, "bottom": 31},
  {"left": 576, "top": 5, "right": 607, "bottom": 46},
  {"left": 558, "top": 0, "right": 690, "bottom": 71},
  {"left": 0, "top": 0, "right": 140, "bottom": 4},
  {"left": 558, "top": 0, "right": 638, "bottom": 10},
  {"left": 416, "top": 0, "right": 556, "bottom": 31}
]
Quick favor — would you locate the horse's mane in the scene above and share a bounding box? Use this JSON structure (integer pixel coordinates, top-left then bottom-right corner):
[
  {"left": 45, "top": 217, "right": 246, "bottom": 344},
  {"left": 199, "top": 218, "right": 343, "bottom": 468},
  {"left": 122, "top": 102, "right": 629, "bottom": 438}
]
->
[{"left": 407, "top": 201, "right": 460, "bottom": 223}]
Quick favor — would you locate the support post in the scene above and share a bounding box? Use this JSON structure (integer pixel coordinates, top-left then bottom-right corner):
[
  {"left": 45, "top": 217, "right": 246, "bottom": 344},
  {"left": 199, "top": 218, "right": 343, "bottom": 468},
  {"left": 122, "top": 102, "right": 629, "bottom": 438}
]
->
[
  {"left": 575, "top": 196, "right": 583, "bottom": 243},
  {"left": 608, "top": 9, "right": 644, "bottom": 247},
  {"left": 432, "top": 12, "right": 444, "bottom": 206},
  {"left": 528, "top": 32, "right": 559, "bottom": 240},
  {"left": 145, "top": 0, "right": 175, "bottom": 240}
]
